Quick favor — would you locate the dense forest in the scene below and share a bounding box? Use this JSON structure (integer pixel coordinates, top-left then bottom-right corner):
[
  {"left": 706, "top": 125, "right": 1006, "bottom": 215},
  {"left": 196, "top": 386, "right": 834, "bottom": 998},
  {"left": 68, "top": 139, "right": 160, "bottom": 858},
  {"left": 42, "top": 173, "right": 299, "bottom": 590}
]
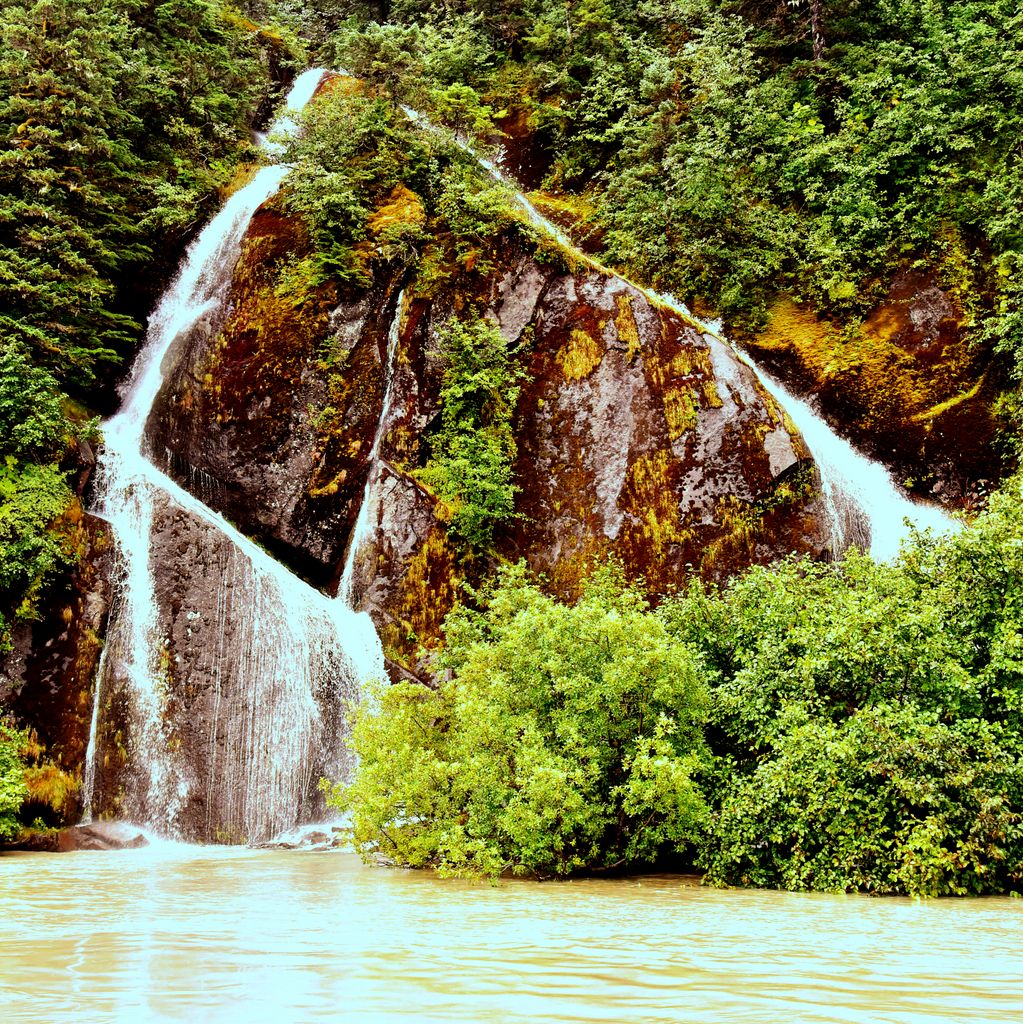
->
[{"left": 3, "top": 0, "right": 1023, "bottom": 894}]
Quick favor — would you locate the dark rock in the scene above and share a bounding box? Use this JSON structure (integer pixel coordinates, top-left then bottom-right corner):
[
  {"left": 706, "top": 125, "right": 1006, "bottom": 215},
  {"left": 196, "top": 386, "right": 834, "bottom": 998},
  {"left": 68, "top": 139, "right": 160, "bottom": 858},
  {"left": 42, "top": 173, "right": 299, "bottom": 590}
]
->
[
  {"left": 3, "top": 829, "right": 61, "bottom": 853},
  {"left": 88, "top": 487, "right": 363, "bottom": 844},
  {"left": 147, "top": 199, "right": 403, "bottom": 590},
  {"left": 255, "top": 827, "right": 342, "bottom": 851},
  {"left": 149, "top": 212, "right": 829, "bottom": 673},
  {"left": 744, "top": 271, "right": 1000, "bottom": 505},
  {"left": 57, "top": 822, "right": 150, "bottom": 851},
  {"left": 1, "top": 510, "right": 113, "bottom": 823}
]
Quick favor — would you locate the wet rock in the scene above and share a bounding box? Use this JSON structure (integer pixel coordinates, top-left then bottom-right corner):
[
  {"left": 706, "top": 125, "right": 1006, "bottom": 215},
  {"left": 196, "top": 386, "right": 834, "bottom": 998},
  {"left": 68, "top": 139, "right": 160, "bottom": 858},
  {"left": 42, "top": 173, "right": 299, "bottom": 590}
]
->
[
  {"left": 147, "top": 200, "right": 402, "bottom": 589},
  {"left": 150, "top": 211, "right": 827, "bottom": 670},
  {"left": 745, "top": 271, "right": 1000, "bottom": 504},
  {"left": 1, "top": 511, "right": 113, "bottom": 824},
  {"left": 3, "top": 829, "right": 61, "bottom": 853},
  {"left": 57, "top": 822, "right": 150, "bottom": 851},
  {"left": 89, "top": 487, "right": 367, "bottom": 844},
  {"left": 256, "top": 826, "right": 343, "bottom": 851}
]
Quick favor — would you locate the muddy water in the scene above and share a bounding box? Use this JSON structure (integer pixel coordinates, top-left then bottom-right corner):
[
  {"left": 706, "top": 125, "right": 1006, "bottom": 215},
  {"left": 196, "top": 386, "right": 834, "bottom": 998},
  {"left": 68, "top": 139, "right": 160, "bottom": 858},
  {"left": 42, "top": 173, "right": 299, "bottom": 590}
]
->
[{"left": 2, "top": 847, "right": 1022, "bottom": 1023}]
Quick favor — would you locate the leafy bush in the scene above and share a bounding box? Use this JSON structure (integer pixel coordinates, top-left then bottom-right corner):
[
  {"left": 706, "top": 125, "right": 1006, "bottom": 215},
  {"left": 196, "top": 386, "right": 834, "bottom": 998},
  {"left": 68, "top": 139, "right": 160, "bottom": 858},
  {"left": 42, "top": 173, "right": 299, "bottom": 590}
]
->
[
  {"left": 660, "top": 478, "right": 1023, "bottom": 895},
  {"left": 419, "top": 312, "right": 525, "bottom": 551},
  {"left": 0, "top": 721, "right": 27, "bottom": 842},
  {"left": 328, "top": 564, "right": 709, "bottom": 878},
  {"left": 0, "top": 460, "right": 74, "bottom": 650},
  {"left": 0, "top": 344, "right": 68, "bottom": 460},
  {"left": 703, "top": 705, "right": 1023, "bottom": 896},
  {"left": 333, "top": 478, "right": 1023, "bottom": 893}
]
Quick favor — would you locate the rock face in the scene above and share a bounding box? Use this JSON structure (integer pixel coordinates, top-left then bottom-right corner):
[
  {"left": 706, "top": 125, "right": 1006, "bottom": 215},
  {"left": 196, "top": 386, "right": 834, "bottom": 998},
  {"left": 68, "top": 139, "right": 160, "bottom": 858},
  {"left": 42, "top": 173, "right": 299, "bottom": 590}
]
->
[
  {"left": 3, "top": 160, "right": 832, "bottom": 840},
  {"left": 745, "top": 271, "right": 999, "bottom": 503},
  {"left": 148, "top": 208, "right": 401, "bottom": 590},
  {"left": 87, "top": 484, "right": 369, "bottom": 844},
  {"left": 148, "top": 205, "right": 827, "bottom": 675},
  {"left": 0, "top": 506, "right": 112, "bottom": 824}
]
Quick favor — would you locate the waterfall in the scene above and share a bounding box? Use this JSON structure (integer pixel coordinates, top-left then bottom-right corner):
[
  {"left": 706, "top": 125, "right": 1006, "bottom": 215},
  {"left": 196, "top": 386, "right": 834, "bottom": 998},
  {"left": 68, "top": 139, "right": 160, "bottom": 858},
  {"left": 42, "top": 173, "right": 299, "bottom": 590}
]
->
[
  {"left": 398, "top": 100, "right": 960, "bottom": 559},
  {"left": 749, "top": 366, "right": 958, "bottom": 560},
  {"left": 338, "top": 290, "right": 406, "bottom": 607},
  {"left": 81, "top": 70, "right": 384, "bottom": 844},
  {"left": 79, "top": 642, "right": 108, "bottom": 824}
]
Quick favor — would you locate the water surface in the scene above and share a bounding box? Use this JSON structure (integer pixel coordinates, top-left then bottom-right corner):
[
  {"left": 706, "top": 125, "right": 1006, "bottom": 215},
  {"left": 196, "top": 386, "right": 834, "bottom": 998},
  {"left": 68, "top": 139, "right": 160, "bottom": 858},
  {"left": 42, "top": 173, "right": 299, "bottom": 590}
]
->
[{"left": 2, "top": 847, "right": 1022, "bottom": 1023}]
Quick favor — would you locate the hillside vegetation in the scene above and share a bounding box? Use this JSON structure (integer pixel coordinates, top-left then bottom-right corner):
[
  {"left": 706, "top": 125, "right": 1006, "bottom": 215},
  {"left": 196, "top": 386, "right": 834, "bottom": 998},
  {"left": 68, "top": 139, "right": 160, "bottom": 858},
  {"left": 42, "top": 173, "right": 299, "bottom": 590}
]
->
[
  {"left": 4, "top": 0, "right": 1023, "bottom": 891},
  {"left": 0, "top": 0, "right": 293, "bottom": 650}
]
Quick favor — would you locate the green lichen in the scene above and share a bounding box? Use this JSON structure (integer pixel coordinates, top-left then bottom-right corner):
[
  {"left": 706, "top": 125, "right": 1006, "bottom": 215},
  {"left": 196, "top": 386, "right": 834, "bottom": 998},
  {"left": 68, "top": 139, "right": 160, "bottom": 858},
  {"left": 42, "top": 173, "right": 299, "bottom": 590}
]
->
[{"left": 557, "top": 328, "right": 603, "bottom": 380}]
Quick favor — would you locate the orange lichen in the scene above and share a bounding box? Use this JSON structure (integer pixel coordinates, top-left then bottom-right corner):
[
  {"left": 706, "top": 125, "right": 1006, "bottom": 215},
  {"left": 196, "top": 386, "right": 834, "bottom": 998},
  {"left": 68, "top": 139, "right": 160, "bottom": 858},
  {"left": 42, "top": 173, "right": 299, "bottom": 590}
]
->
[
  {"left": 368, "top": 184, "right": 426, "bottom": 239},
  {"left": 662, "top": 386, "right": 698, "bottom": 440},
  {"left": 621, "top": 450, "right": 694, "bottom": 568}
]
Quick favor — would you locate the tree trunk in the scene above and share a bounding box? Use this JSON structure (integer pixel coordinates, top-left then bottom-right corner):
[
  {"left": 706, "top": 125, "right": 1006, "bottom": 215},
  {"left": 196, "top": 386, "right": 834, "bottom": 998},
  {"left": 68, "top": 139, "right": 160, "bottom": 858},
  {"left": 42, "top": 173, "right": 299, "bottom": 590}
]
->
[{"left": 809, "top": 0, "right": 826, "bottom": 61}]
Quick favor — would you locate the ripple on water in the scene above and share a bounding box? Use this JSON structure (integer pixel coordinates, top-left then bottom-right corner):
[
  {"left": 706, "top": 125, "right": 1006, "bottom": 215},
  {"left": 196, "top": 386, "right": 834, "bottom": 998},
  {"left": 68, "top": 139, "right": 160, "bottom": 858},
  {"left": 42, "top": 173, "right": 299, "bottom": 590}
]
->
[{"left": 1, "top": 849, "right": 1022, "bottom": 1023}]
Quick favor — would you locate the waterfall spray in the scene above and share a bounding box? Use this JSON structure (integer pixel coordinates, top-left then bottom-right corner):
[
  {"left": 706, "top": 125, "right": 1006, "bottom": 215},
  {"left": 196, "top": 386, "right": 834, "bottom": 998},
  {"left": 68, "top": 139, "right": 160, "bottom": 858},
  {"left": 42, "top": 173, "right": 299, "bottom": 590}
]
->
[{"left": 339, "top": 289, "right": 406, "bottom": 607}]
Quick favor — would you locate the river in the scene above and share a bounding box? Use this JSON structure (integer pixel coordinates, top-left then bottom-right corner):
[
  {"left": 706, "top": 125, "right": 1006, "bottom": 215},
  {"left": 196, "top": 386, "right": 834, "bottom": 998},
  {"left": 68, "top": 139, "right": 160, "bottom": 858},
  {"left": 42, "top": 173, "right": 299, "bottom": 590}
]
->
[{"left": 2, "top": 847, "right": 1022, "bottom": 1023}]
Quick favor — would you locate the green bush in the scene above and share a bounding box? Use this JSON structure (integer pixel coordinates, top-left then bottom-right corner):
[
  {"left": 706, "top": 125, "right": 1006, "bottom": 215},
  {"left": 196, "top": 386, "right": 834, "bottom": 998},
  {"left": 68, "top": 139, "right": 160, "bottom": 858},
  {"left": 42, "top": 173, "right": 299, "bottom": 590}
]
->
[
  {"left": 0, "top": 721, "right": 27, "bottom": 842},
  {"left": 702, "top": 705, "right": 1023, "bottom": 896},
  {"left": 328, "top": 564, "right": 709, "bottom": 878},
  {"left": 0, "top": 460, "right": 74, "bottom": 650},
  {"left": 419, "top": 312, "right": 525, "bottom": 551},
  {"left": 333, "top": 479, "right": 1023, "bottom": 893},
  {"left": 0, "top": 344, "right": 69, "bottom": 460},
  {"left": 660, "top": 477, "right": 1023, "bottom": 895}
]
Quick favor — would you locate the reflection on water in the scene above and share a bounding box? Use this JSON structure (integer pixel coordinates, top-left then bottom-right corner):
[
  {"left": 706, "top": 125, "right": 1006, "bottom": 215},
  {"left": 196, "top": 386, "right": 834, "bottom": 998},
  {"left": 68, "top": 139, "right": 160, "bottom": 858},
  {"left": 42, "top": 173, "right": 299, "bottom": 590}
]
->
[{"left": 1, "top": 847, "right": 1022, "bottom": 1023}]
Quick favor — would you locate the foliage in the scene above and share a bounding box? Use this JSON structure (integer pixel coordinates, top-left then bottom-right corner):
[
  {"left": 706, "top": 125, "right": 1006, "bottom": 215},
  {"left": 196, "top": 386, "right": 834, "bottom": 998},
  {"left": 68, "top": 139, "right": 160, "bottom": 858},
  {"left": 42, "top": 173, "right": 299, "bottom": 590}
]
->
[
  {"left": 324, "top": 0, "right": 1023, "bottom": 403},
  {"left": 660, "top": 479, "right": 1023, "bottom": 895},
  {"left": 328, "top": 563, "right": 709, "bottom": 878},
  {"left": 0, "top": 460, "right": 74, "bottom": 650},
  {"left": 0, "top": 0, "right": 276, "bottom": 387},
  {"left": 703, "top": 704, "right": 1023, "bottom": 896},
  {"left": 0, "top": 344, "right": 67, "bottom": 461},
  {"left": 0, "top": 720, "right": 28, "bottom": 842},
  {"left": 283, "top": 89, "right": 431, "bottom": 284},
  {"left": 0, "top": 0, "right": 281, "bottom": 641},
  {"left": 282, "top": 87, "right": 521, "bottom": 282},
  {"left": 419, "top": 313, "right": 525, "bottom": 551},
  {"left": 333, "top": 479, "right": 1023, "bottom": 894}
]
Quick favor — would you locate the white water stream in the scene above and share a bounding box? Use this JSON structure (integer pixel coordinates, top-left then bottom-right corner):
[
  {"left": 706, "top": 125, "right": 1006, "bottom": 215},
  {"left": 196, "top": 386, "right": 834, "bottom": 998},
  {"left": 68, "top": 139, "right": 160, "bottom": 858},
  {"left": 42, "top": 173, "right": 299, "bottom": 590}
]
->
[
  {"left": 400, "top": 103, "right": 960, "bottom": 560},
  {"left": 82, "top": 70, "right": 383, "bottom": 843},
  {"left": 338, "top": 289, "right": 406, "bottom": 606}
]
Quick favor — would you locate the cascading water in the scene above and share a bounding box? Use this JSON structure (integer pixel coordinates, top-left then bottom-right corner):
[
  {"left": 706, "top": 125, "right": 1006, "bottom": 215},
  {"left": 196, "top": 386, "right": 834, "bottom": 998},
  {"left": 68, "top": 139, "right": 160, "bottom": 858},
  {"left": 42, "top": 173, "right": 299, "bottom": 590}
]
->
[
  {"left": 82, "top": 70, "right": 384, "bottom": 844},
  {"left": 82, "top": 71, "right": 961, "bottom": 840},
  {"left": 400, "top": 101, "right": 960, "bottom": 558},
  {"left": 748, "top": 366, "right": 958, "bottom": 559},
  {"left": 339, "top": 290, "right": 406, "bottom": 607}
]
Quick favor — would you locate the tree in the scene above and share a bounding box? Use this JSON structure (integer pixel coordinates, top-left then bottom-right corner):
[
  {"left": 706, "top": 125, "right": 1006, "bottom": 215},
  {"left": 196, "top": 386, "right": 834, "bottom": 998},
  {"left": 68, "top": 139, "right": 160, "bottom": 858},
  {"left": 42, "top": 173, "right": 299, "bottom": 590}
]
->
[{"left": 419, "top": 312, "right": 525, "bottom": 551}]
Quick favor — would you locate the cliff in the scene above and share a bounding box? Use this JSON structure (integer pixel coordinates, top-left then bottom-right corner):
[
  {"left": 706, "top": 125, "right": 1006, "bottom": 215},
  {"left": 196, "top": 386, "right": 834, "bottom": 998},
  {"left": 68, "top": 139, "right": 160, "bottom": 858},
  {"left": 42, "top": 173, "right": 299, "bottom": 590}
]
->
[{"left": 147, "top": 187, "right": 827, "bottom": 677}]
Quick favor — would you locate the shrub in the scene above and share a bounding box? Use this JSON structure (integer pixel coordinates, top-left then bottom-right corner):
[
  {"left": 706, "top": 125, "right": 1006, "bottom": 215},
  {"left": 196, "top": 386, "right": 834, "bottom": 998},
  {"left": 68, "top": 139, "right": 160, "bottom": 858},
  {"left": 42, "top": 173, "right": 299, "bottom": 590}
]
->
[
  {"left": 0, "top": 721, "right": 27, "bottom": 842},
  {"left": 419, "top": 312, "right": 525, "bottom": 551},
  {"left": 328, "top": 564, "right": 709, "bottom": 878}
]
